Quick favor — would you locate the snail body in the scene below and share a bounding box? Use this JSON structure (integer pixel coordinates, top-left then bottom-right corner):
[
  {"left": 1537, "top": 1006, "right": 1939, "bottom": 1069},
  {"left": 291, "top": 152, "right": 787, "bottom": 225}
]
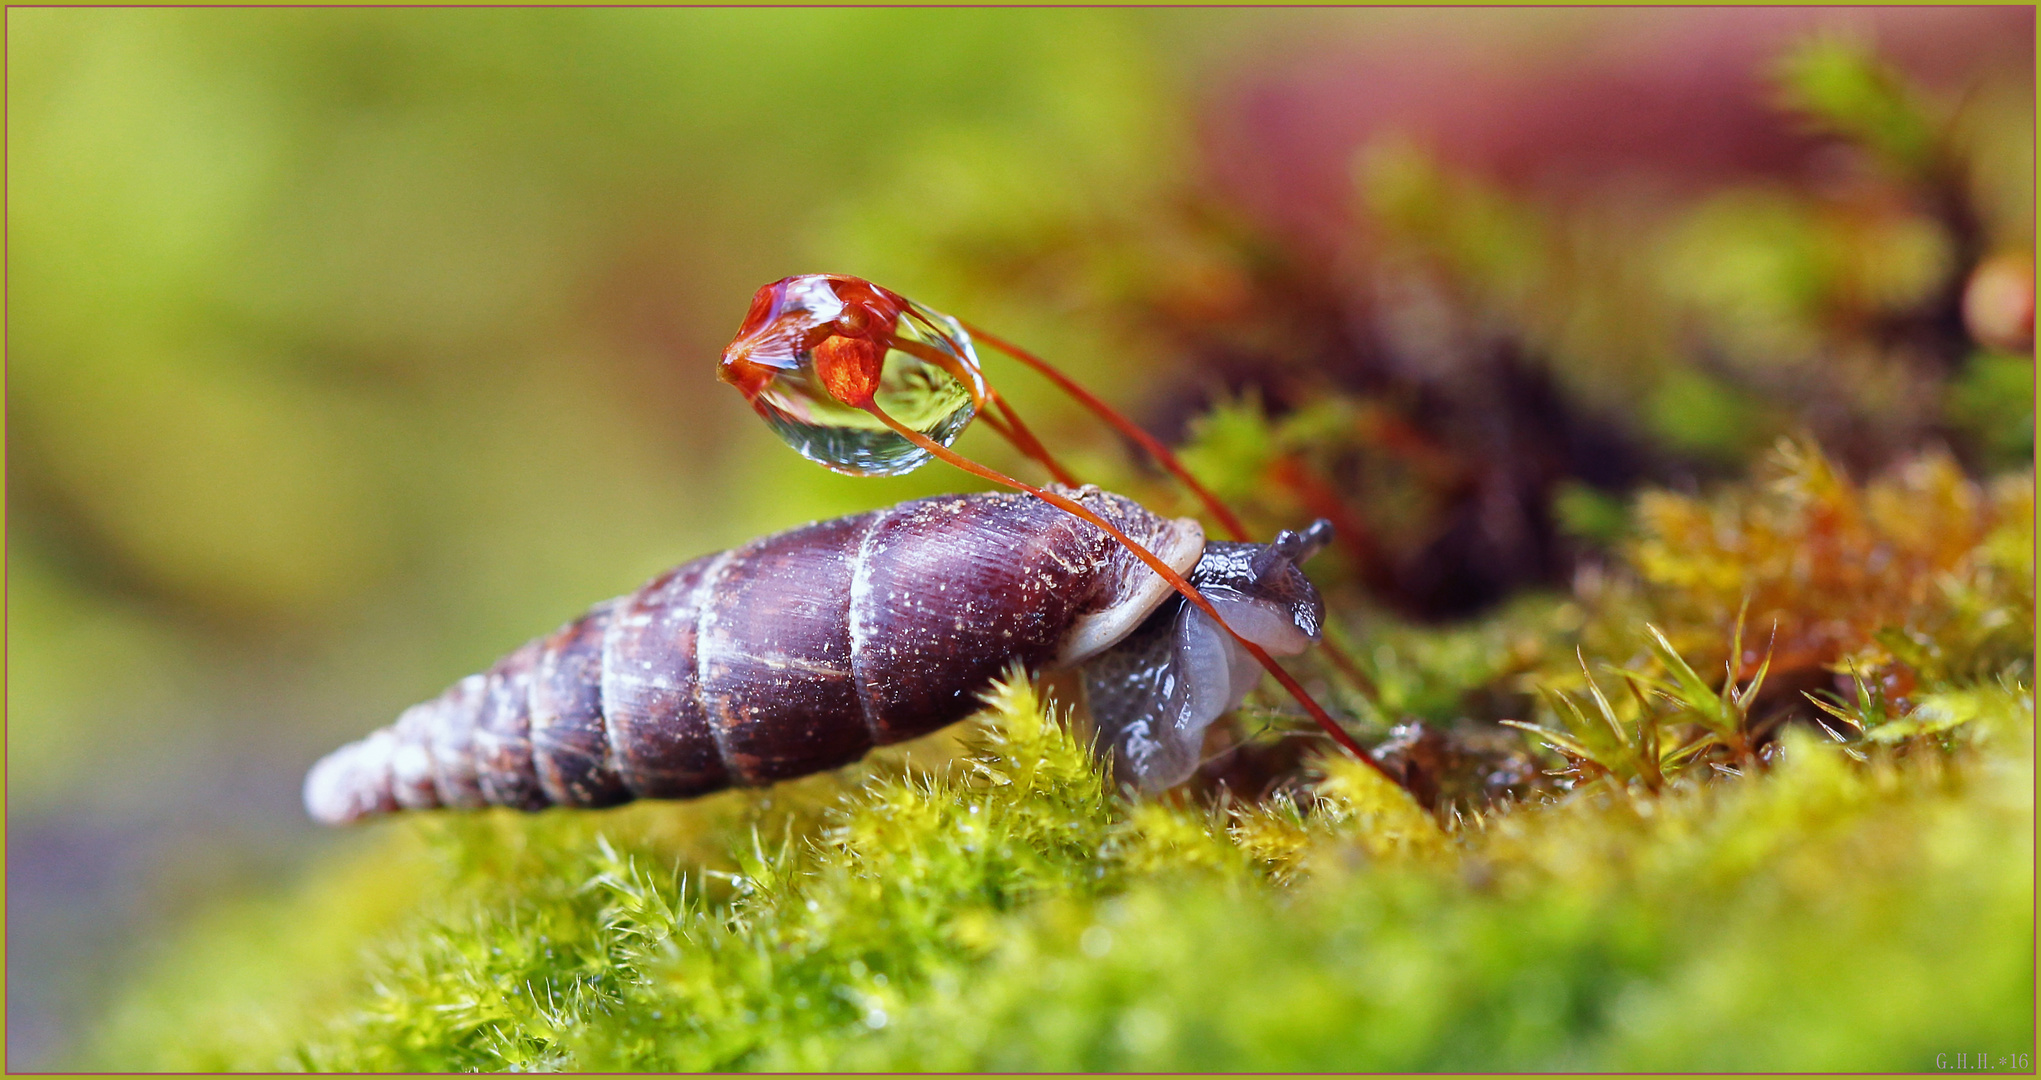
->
[{"left": 305, "top": 486, "right": 1328, "bottom": 825}]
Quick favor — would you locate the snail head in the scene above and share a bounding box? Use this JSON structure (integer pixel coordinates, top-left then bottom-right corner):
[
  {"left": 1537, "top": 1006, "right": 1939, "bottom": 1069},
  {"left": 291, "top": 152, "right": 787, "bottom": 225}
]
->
[
  {"left": 1192, "top": 518, "right": 1333, "bottom": 657},
  {"left": 1079, "top": 519, "right": 1336, "bottom": 794}
]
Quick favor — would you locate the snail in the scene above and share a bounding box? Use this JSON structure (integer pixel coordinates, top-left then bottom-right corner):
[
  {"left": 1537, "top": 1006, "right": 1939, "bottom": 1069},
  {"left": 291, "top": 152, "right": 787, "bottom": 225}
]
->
[
  {"left": 305, "top": 273, "right": 1395, "bottom": 824},
  {"left": 303, "top": 486, "right": 1333, "bottom": 824}
]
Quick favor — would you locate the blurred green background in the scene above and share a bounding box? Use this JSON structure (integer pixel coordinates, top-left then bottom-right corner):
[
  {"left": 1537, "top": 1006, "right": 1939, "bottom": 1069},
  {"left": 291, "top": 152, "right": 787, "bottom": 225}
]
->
[{"left": 6, "top": 8, "right": 2030, "bottom": 1068}]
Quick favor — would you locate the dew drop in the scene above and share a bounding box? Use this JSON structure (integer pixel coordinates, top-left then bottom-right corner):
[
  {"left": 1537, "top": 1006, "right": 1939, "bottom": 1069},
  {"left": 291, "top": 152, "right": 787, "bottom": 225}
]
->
[{"left": 719, "top": 274, "right": 985, "bottom": 476}]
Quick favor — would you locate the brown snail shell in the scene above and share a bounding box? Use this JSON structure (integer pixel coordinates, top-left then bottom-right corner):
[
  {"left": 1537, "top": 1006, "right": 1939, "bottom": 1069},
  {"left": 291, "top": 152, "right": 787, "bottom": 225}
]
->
[{"left": 305, "top": 485, "right": 1203, "bottom": 824}]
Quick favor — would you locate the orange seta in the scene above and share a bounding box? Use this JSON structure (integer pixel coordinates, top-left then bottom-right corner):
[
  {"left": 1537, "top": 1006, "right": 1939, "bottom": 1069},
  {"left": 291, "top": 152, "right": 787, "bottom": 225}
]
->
[{"left": 960, "top": 319, "right": 1254, "bottom": 543}]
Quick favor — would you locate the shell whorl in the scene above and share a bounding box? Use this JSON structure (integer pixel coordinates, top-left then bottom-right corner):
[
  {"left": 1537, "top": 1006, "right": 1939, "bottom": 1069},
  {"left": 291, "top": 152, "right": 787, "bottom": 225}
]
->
[{"left": 304, "top": 486, "right": 1202, "bottom": 824}]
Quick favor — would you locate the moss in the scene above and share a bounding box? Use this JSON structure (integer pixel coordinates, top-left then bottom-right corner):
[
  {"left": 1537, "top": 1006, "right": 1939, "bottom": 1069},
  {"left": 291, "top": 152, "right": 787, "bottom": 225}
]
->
[
  {"left": 1626, "top": 439, "right": 2032, "bottom": 678},
  {"left": 846, "top": 729, "right": 2030, "bottom": 1072},
  {"left": 97, "top": 682, "right": 2031, "bottom": 1071},
  {"left": 94, "top": 447, "right": 2033, "bottom": 1071}
]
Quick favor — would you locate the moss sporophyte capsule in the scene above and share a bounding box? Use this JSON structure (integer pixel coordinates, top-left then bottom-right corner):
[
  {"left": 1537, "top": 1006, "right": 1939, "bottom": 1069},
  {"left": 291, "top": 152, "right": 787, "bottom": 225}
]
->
[{"left": 718, "top": 275, "right": 987, "bottom": 477}]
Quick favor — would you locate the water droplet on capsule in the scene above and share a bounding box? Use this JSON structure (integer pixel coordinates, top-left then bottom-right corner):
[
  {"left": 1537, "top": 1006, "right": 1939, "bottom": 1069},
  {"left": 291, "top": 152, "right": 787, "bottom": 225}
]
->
[{"left": 718, "top": 274, "right": 986, "bottom": 476}]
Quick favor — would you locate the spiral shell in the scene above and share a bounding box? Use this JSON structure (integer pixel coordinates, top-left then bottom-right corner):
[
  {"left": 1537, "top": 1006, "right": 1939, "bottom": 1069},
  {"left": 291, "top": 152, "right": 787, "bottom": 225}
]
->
[{"left": 305, "top": 486, "right": 1202, "bottom": 824}]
